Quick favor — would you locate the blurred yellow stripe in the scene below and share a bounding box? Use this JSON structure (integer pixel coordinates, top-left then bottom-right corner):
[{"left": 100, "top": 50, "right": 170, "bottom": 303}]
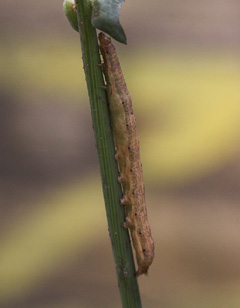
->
[{"left": 0, "top": 177, "right": 106, "bottom": 304}]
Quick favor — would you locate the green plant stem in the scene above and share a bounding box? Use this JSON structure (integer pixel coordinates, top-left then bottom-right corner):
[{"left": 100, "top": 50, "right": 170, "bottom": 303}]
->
[{"left": 75, "top": 0, "right": 142, "bottom": 307}]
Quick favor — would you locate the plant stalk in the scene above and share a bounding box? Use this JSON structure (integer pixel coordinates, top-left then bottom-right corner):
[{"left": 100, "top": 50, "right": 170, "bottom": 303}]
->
[{"left": 75, "top": 0, "right": 142, "bottom": 307}]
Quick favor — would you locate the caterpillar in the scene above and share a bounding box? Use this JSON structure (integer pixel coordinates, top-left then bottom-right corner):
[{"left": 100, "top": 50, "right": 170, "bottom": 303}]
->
[{"left": 98, "top": 32, "right": 154, "bottom": 276}]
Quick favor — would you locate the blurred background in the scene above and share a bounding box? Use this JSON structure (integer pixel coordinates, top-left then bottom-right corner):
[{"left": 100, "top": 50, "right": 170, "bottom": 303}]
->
[{"left": 0, "top": 0, "right": 240, "bottom": 307}]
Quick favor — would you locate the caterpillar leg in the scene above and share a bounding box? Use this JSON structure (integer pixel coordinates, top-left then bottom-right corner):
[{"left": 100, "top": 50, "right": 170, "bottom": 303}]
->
[
  {"left": 118, "top": 173, "right": 129, "bottom": 184},
  {"left": 120, "top": 197, "right": 126, "bottom": 205},
  {"left": 118, "top": 175, "right": 128, "bottom": 185},
  {"left": 120, "top": 195, "right": 129, "bottom": 206},
  {"left": 136, "top": 265, "right": 149, "bottom": 277},
  {"left": 123, "top": 216, "right": 134, "bottom": 229}
]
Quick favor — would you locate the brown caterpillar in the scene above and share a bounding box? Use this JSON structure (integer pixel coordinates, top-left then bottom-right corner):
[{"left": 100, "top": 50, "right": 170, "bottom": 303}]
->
[{"left": 98, "top": 32, "right": 154, "bottom": 276}]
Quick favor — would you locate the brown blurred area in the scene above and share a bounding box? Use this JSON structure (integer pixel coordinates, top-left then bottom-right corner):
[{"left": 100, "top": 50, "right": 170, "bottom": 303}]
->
[{"left": 0, "top": 1, "right": 240, "bottom": 308}]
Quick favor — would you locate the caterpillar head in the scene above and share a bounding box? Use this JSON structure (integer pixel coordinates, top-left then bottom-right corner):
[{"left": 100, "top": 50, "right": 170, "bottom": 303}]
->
[{"left": 98, "top": 32, "right": 111, "bottom": 47}]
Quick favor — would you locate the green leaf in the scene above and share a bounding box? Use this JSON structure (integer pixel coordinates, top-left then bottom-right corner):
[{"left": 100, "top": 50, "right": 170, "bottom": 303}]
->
[
  {"left": 91, "top": 0, "right": 127, "bottom": 44},
  {"left": 63, "top": 0, "right": 79, "bottom": 32}
]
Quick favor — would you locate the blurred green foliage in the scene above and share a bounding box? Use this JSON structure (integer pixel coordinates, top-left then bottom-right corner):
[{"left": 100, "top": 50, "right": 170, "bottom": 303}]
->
[
  {"left": 1, "top": 39, "right": 239, "bottom": 186},
  {"left": 0, "top": 178, "right": 106, "bottom": 305},
  {"left": 1, "top": 37, "right": 240, "bottom": 307},
  {"left": 128, "top": 52, "right": 240, "bottom": 186}
]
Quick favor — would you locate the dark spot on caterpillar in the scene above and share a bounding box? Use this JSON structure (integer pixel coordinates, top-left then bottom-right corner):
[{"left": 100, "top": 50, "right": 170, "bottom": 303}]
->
[
  {"left": 143, "top": 249, "right": 146, "bottom": 252},
  {"left": 126, "top": 124, "right": 129, "bottom": 127},
  {"left": 122, "top": 101, "right": 124, "bottom": 104},
  {"left": 135, "top": 213, "right": 137, "bottom": 216},
  {"left": 130, "top": 169, "right": 132, "bottom": 172},
  {"left": 139, "top": 231, "right": 142, "bottom": 235},
  {"left": 128, "top": 146, "right": 130, "bottom": 150}
]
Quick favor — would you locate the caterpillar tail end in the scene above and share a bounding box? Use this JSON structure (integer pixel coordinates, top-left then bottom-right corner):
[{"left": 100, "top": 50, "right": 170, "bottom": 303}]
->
[{"left": 136, "top": 266, "right": 149, "bottom": 277}]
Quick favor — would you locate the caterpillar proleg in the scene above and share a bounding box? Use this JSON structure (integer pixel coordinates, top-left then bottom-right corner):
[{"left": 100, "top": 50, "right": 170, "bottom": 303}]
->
[{"left": 98, "top": 32, "right": 154, "bottom": 276}]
